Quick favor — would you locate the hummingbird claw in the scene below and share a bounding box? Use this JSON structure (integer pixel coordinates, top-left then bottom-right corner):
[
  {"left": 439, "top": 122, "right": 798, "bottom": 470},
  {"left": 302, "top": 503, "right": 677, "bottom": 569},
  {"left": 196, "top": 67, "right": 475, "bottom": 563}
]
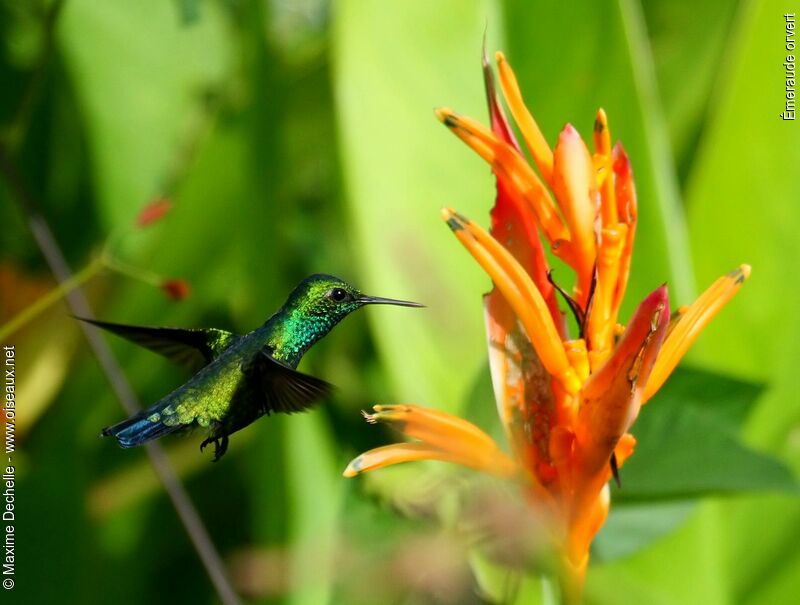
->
[
  {"left": 201, "top": 435, "right": 230, "bottom": 461},
  {"left": 212, "top": 435, "right": 229, "bottom": 462}
]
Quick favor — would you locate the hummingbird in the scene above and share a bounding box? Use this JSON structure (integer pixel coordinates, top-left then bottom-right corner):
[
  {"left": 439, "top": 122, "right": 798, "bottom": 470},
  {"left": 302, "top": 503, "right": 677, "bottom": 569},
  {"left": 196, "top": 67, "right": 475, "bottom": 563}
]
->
[{"left": 84, "top": 274, "right": 423, "bottom": 461}]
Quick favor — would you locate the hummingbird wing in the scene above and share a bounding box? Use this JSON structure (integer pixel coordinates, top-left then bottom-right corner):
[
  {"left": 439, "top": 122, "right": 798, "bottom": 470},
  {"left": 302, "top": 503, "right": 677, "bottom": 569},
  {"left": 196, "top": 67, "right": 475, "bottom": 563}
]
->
[
  {"left": 245, "top": 349, "right": 334, "bottom": 415},
  {"left": 78, "top": 317, "right": 237, "bottom": 374}
]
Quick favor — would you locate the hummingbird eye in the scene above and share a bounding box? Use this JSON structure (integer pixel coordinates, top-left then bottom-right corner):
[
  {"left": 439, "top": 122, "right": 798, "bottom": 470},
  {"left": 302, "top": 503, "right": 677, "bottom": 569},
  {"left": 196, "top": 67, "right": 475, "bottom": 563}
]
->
[{"left": 328, "top": 287, "right": 349, "bottom": 302}]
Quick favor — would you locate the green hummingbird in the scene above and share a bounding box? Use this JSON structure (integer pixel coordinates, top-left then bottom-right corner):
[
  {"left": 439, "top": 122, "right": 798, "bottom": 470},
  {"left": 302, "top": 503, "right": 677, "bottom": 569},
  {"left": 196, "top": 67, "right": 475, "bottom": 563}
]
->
[{"left": 85, "top": 274, "right": 422, "bottom": 461}]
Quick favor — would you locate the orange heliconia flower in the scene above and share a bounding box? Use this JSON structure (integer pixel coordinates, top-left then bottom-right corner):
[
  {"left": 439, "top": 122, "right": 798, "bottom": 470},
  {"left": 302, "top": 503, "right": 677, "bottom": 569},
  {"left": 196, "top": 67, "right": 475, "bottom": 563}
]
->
[{"left": 344, "top": 51, "right": 749, "bottom": 600}]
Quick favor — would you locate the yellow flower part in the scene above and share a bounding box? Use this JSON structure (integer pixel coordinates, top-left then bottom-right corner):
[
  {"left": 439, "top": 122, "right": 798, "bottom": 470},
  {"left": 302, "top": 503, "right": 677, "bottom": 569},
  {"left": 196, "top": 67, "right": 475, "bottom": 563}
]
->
[{"left": 345, "top": 51, "right": 750, "bottom": 601}]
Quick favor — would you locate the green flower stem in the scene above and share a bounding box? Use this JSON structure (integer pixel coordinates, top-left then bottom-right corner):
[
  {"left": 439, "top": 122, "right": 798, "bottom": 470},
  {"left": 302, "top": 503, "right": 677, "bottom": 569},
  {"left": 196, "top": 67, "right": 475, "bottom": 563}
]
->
[
  {"left": 0, "top": 246, "right": 173, "bottom": 341},
  {"left": 100, "top": 252, "right": 162, "bottom": 286},
  {"left": 0, "top": 256, "right": 103, "bottom": 340}
]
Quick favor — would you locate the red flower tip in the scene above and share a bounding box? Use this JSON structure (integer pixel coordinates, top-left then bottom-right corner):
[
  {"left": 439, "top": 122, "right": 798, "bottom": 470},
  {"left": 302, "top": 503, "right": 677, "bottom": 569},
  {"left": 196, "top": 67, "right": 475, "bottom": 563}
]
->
[
  {"left": 612, "top": 143, "right": 630, "bottom": 177},
  {"left": 561, "top": 123, "right": 579, "bottom": 139},
  {"left": 612, "top": 284, "right": 670, "bottom": 393},
  {"left": 616, "top": 284, "right": 670, "bottom": 368},
  {"left": 136, "top": 198, "right": 172, "bottom": 228},
  {"left": 161, "top": 279, "right": 191, "bottom": 301},
  {"left": 639, "top": 284, "right": 670, "bottom": 319},
  {"left": 576, "top": 284, "right": 669, "bottom": 475}
]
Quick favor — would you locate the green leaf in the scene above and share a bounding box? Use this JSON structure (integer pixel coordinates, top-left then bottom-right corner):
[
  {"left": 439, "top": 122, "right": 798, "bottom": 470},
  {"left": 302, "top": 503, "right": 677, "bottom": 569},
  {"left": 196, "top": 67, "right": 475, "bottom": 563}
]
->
[
  {"left": 57, "top": 0, "right": 232, "bottom": 227},
  {"left": 587, "top": 506, "right": 729, "bottom": 605},
  {"left": 592, "top": 501, "right": 695, "bottom": 563},
  {"left": 644, "top": 365, "right": 763, "bottom": 430},
  {"left": 641, "top": 0, "right": 741, "bottom": 182},
  {"left": 618, "top": 367, "right": 796, "bottom": 501},
  {"left": 743, "top": 547, "right": 800, "bottom": 605},
  {"left": 680, "top": 0, "right": 800, "bottom": 601},
  {"left": 595, "top": 367, "right": 791, "bottom": 570},
  {"left": 284, "top": 413, "right": 343, "bottom": 605},
  {"left": 684, "top": 0, "right": 800, "bottom": 385}
]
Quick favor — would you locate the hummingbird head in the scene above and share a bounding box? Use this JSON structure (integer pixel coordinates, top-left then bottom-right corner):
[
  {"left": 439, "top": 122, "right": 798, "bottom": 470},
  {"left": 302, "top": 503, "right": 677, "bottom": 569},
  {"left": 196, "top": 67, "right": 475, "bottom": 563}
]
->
[
  {"left": 286, "top": 274, "right": 423, "bottom": 325},
  {"left": 270, "top": 274, "right": 423, "bottom": 364}
]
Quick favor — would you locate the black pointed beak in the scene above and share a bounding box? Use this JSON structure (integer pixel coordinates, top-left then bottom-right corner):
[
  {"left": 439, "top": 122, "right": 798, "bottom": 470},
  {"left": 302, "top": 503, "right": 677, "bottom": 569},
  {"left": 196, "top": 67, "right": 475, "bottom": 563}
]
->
[{"left": 358, "top": 295, "right": 425, "bottom": 308}]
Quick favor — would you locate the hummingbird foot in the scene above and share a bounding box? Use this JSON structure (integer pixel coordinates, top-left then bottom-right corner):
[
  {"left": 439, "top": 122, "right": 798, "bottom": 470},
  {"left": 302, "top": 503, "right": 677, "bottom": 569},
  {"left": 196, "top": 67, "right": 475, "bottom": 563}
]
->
[{"left": 200, "top": 434, "right": 230, "bottom": 462}]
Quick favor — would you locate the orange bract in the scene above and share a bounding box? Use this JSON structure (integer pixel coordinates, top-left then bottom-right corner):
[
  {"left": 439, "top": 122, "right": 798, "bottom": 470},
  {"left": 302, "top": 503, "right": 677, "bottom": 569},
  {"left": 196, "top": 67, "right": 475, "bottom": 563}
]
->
[{"left": 345, "top": 51, "right": 749, "bottom": 600}]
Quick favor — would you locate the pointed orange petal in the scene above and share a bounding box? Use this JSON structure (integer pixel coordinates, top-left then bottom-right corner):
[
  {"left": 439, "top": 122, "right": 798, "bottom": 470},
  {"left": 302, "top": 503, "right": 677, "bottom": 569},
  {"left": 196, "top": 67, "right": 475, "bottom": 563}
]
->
[
  {"left": 551, "top": 124, "right": 598, "bottom": 305},
  {"left": 364, "top": 404, "right": 500, "bottom": 455},
  {"left": 610, "top": 144, "right": 637, "bottom": 317},
  {"left": 494, "top": 51, "right": 554, "bottom": 185},
  {"left": 343, "top": 443, "right": 471, "bottom": 477},
  {"left": 346, "top": 405, "right": 518, "bottom": 478},
  {"left": 443, "top": 209, "right": 581, "bottom": 395},
  {"left": 585, "top": 223, "right": 628, "bottom": 360},
  {"left": 435, "top": 108, "right": 569, "bottom": 245},
  {"left": 643, "top": 265, "right": 750, "bottom": 403},
  {"left": 593, "top": 109, "right": 617, "bottom": 226},
  {"left": 576, "top": 285, "right": 670, "bottom": 477}
]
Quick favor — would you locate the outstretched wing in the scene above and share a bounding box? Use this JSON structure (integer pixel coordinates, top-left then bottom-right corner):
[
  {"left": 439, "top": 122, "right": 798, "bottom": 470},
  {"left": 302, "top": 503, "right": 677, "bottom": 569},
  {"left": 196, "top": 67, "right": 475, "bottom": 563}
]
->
[
  {"left": 78, "top": 317, "right": 237, "bottom": 374},
  {"left": 244, "top": 349, "right": 334, "bottom": 415}
]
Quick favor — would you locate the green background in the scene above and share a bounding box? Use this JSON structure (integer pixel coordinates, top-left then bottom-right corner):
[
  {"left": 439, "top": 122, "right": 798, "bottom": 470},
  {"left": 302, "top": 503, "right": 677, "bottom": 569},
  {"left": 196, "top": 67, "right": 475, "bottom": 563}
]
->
[{"left": 0, "top": 0, "right": 797, "bottom": 603}]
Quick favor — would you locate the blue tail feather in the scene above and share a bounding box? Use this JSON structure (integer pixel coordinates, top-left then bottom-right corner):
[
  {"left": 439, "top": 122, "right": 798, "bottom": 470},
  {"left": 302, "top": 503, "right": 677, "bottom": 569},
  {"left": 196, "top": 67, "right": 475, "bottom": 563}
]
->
[{"left": 102, "top": 413, "right": 180, "bottom": 448}]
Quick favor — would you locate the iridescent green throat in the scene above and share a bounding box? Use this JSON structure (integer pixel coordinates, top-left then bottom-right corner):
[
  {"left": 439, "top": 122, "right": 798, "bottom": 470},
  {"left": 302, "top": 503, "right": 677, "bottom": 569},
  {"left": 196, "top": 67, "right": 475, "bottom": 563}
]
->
[{"left": 265, "top": 307, "right": 344, "bottom": 367}]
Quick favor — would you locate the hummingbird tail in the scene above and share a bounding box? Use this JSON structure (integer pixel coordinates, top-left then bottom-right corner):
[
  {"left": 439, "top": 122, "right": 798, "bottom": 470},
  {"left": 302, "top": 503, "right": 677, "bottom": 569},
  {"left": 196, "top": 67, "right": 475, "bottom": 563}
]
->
[{"left": 102, "top": 413, "right": 180, "bottom": 448}]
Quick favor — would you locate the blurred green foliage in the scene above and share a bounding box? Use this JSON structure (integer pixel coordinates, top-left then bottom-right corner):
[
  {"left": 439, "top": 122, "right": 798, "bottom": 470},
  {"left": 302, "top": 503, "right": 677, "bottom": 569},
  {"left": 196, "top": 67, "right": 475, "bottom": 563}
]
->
[{"left": 0, "top": 0, "right": 797, "bottom": 604}]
